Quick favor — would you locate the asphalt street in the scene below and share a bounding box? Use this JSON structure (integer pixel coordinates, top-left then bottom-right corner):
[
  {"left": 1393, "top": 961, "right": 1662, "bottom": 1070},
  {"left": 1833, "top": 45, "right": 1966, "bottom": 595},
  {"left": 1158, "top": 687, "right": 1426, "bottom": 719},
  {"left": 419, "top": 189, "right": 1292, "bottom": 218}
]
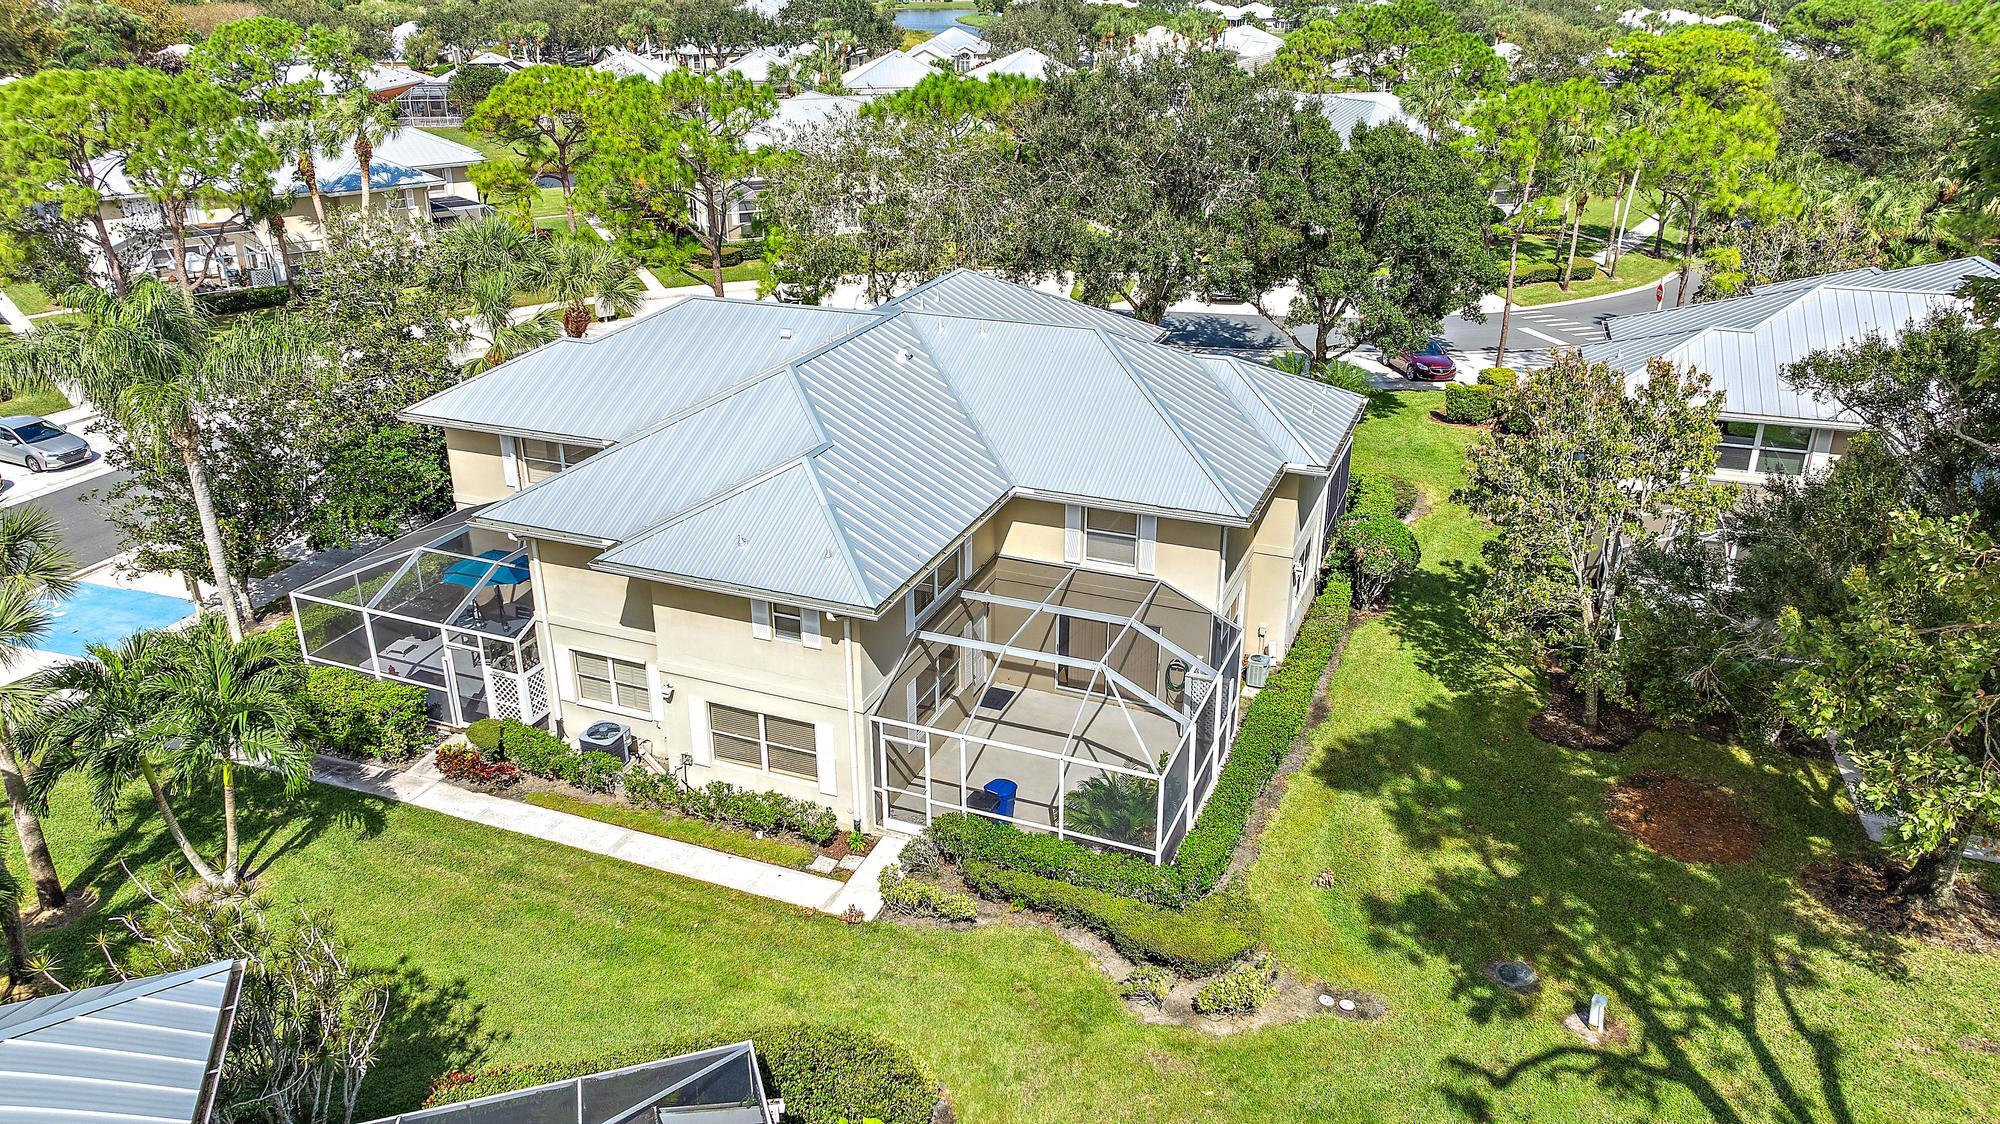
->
[
  {"left": 1162, "top": 270, "right": 1698, "bottom": 372},
  {"left": 22, "top": 468, "right": 132, "bottom": 570}
]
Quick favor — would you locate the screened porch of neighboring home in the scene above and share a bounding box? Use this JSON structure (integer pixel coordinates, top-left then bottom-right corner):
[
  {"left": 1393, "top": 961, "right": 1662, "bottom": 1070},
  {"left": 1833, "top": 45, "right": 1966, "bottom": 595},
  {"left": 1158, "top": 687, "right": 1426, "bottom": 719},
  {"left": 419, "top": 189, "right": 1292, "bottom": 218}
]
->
[
  {"left": 289, "top": 520, "right": 548, "bottom": 728},
  {"left": 871, "top": 557, "right": 1243, "bottom": 863}
]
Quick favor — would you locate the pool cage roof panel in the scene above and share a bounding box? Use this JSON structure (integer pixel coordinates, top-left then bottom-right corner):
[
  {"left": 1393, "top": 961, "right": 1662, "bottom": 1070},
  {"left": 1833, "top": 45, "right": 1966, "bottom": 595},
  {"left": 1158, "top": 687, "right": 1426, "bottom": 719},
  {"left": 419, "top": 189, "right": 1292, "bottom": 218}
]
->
[
  {"left": 293, "top": 525, "right": 536, "bottom": 640},
  {"left": 884, "top": 556, "right": 1232, "bottom": 779},
  {"left": 363, "top": 1041, "right": 769, "bottom": 1124}
]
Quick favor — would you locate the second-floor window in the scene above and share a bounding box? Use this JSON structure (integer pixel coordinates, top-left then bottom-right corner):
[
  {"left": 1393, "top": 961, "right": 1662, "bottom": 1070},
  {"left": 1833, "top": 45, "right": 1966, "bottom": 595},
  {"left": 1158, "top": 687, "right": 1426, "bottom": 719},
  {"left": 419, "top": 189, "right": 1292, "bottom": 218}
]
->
[
  {"left": 1717, "top": 422, "right": 1812, "bottom": 477},
  {"left": 1084, "top": 508, "right": 1141, "bottom": 568},
  {"left": 520, "top": 439, "right": 596, "bottom": 485},
  {"left": 910, "top": 552, "right": 962, "bottom": 625}
]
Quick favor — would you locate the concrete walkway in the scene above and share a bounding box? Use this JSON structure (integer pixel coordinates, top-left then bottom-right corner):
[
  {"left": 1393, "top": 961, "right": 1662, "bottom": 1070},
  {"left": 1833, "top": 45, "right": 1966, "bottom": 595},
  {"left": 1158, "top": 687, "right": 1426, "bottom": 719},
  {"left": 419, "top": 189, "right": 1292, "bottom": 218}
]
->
[{"left": 309, "top": 752, "right": 908, "bottom": 919}]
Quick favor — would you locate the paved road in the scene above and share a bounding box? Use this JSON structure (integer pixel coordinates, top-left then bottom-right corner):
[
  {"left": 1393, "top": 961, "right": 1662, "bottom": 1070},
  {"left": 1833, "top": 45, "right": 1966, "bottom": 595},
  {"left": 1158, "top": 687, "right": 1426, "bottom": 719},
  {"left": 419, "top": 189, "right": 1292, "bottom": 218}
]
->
[
  {"left": 29, "top": 469, "right": 132, "bottom": 569},
  {"left": 1163, "top": 269, "right": 1699, "bottom": 372}
]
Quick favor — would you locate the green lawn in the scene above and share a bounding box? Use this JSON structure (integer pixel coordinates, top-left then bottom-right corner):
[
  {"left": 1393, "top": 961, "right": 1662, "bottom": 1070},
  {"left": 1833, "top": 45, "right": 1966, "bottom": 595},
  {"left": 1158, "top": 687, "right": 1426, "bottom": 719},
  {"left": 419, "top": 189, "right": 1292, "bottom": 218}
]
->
[
  {"left": 11, "top": 393, "right": 1999, "bottom": 1122},
  {"left": 521, "top": 790, "right": 818, "bottom": 869},
  {"left": 0, "top": 386, "right": 74, "bottom": 417},
  {"left": 1511, "top": 250, "right": 1682, "bottom": 307},
  {"left": 420, "top": 126, "right": 515, "bottom": 166},
  {"left": 3, "top": 281, "right": 54, "bottom": 316}
]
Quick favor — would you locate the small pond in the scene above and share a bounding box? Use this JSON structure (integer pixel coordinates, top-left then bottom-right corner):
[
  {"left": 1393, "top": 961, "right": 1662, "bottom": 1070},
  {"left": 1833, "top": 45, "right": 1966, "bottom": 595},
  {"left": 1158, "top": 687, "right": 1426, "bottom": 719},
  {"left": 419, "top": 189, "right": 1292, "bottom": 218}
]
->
[{"left": 893, "top": 8, "right": 983, "bottom": 34}]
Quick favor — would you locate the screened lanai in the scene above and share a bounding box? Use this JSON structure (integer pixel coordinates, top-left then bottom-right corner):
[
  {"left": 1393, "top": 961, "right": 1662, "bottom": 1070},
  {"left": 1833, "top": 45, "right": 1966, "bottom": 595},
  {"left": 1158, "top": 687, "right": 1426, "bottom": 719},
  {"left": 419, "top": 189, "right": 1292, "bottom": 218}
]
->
[
  {"left": 290, "top": 520, "right": 548, "bottom": 727},
  {"left": 872, "top": 557, "right": 1243, "bottom": 863}
]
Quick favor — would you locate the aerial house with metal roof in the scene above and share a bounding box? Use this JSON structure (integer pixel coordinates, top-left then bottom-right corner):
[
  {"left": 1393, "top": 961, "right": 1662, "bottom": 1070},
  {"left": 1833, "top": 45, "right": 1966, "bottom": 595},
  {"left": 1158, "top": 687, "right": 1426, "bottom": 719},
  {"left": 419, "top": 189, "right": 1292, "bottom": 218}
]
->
[{"left": 305, "top": 270, "right": 1363, "bottom": 859}]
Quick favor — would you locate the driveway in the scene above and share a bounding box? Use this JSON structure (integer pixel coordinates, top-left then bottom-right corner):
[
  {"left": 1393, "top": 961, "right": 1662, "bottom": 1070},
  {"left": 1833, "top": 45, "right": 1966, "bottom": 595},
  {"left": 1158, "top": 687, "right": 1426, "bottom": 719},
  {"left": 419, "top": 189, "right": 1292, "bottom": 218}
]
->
[{"left": 0, "top": 405, "right": 120, "bottom": 509}]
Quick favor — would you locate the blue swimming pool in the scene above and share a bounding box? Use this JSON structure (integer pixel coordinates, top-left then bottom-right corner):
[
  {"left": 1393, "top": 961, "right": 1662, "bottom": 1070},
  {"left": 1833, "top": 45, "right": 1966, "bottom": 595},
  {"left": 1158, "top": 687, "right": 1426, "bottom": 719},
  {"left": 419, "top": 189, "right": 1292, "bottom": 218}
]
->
[{"left": 38, "top": 582, "right": 198, "bottom": 659}]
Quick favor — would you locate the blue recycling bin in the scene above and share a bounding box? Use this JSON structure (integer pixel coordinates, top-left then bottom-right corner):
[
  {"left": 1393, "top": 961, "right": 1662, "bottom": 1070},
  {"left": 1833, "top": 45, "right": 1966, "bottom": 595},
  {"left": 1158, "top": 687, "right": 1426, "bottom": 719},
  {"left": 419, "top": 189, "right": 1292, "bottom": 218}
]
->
[{"left": 981, "top": 778, "right": 1019, "bottom": 818}]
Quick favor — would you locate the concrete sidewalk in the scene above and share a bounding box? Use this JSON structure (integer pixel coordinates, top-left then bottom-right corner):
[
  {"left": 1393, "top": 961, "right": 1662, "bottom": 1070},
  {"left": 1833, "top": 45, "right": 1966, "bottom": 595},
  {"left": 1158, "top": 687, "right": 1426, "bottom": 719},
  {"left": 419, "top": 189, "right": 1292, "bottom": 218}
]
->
[{"left": 310, "top": 752, "right": 907, "bottom": 919}]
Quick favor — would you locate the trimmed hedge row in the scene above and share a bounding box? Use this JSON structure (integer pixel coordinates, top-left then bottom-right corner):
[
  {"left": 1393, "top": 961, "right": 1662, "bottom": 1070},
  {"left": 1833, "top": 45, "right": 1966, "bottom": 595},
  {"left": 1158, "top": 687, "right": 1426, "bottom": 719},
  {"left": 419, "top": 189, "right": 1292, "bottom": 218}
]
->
[
  {"left": 623, "top": 767, "right": 841, "bottom": 845},
  {"left": 465, "top": 718, "right": 624, "bottom": 792},
  {"left": 879, "top": 867, "right": 978, "bottom": 922},
  {"left": 301, "top": 665, "right": 432, "bottom": 759},
  {"left": 927, "top": 575, "right": 1355, "bottom": 907},
  {"left": 1346, "top": 474, "right": 1397, "bottom": 521},
  {"left": 193, "top": 284, "right": 290, "bottom": 315},
  {"left": 961, "top": 860, "right": 1261, "bottom": 975},
  {"left": 1443, "top": 381, "right": 1502, "bottom": 423},
  {"left": 424, "top": 1023, "right": 941, "bottom": 1124}
]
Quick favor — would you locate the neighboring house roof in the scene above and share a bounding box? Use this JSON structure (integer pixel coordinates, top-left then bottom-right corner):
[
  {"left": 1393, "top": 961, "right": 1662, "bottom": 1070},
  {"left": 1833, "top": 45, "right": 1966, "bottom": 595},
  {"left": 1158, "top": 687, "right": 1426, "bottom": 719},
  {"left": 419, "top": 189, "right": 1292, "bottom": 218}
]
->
[
  {"left": 594, "top": 47, "right": 677, "bottom": 80},
  {"left": 92, "top": 126, "right": 481, "bottom": 203},
  {"left": 0, "top": 960, "right": 243, "bottom": 1124},
  {"left": 1578, "top": 256, "right": 2000, "bottom": 426},
  {"left": 722, "top": 46, "right": 793, "bottom": 83},
  {"left": 1299, "top": 91, "right": 1422, "bottom": 142},
  {"left": 749, "top": 90, "right": 875, "bottom": 148},
  {"left": 466, "top": 51, "right": 522, "bottom": 68},
  {"left": 908, "top": 27, "right": 991, "bottom": 62},
  {"left": 1218, "top": 23, "right": 1283, "bottom": 62},
  {"left": 408, "top": 271, "right": 1364, "bottom": 615},
  {"left": 741, "top": 0, "right": 788, "bottom": 16},
  {"left": 278, "top": 155, "right": 444, "bottom": 198},
  {"left": 1197, "top": 0, "right": 1276, "bottom": 19},
  {"left": 968, "top": 47, "right": 1062, "bottom": 80},
  {"left": 362, "top": 1041, "right": 771, "bottom": 1124},
  {"left": 842, "top": 51, "right": 941, "bottom": 92}
]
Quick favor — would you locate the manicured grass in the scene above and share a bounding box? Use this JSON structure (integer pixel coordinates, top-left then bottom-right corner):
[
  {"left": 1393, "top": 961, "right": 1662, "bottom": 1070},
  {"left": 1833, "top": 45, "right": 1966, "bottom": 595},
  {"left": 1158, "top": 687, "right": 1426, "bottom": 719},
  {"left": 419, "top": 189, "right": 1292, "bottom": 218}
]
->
[
  {"left": 1510, "top": 251, "right": 1682, "bottom": 307},
  {"left": 420, "top": 126, "right": 515, "bottom": 166},
  {"left": 669, "top": 256, "right": 770, "bottom": 289},
  {"left": 520, "top": 790, "right": 819, "bottom": 869},
  {"left": 0, "top": 386, "right": 74, "bottom": 417},
  {"left": 895, "top": 2, "right": 978, "bottom": 9},
  {"left": 3, "top": 281, "right": 54, "bottom": 316},
  {"left": 958, "top": 12, "right": 999, "bottom": 26},
  {"left": 11, "top": 393, "right": 1999, "bottom": 1122}
]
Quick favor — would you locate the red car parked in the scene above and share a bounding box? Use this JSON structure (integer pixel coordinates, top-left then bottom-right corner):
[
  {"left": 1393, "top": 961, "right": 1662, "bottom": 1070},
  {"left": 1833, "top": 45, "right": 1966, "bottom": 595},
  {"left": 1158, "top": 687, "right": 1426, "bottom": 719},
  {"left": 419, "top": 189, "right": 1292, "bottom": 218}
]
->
[{"left": 1388, "top": 338, "right": 1459, "bottom": 381}]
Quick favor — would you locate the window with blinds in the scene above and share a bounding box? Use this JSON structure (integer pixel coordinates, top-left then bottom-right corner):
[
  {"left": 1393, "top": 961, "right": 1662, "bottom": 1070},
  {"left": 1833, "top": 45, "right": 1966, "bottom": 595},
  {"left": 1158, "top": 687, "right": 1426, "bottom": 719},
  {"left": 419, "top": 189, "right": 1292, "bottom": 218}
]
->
[
  {"left": 574, "top": 651, "right": 649, "bottom": 712},
  {"left": 709, "top": 704, "right": 819, "bottom": 782}
]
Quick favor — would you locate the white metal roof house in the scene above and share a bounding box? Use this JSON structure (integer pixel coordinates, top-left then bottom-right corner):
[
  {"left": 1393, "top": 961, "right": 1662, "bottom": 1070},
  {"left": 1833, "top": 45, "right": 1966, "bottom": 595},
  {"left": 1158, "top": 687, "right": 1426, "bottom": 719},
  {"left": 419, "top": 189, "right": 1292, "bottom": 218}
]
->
[
  {"left": 82, "top": 127, "right": 487, "bottom": 290},
  {"left": 1575, "top": 256, "right": 2000, "bottom": 482},
  {"left": 594, "top": 47, "right": 678, "bottom": 81},
  {"left": 840, "top": 50, "right": 943, "bottom": 93},
  {"left": 1218, "top": 24, "right": 1284, "bottom": 69},
  {"left": 297, "top": 271, "right": 1364, "bottom": 860},
  {"left": 968, "top": 47, "right": 1064, "bottom": 81},
  {"left": 908, "top": 26, "right": 993, "bottom": 73},
  {"left": 0, "top": 960, "right": 243, "bottom": 1124},
  {"left": 1298, "top": 91, "right": 1425, "bottom": 142}
]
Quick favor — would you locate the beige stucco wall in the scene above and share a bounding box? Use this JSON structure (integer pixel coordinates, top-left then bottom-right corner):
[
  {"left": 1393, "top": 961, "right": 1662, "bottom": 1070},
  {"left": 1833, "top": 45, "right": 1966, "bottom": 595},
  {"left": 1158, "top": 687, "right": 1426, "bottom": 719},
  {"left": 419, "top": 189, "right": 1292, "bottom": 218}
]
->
[{"left": 444, "top": 428, "right": 513, "bottom": 507}]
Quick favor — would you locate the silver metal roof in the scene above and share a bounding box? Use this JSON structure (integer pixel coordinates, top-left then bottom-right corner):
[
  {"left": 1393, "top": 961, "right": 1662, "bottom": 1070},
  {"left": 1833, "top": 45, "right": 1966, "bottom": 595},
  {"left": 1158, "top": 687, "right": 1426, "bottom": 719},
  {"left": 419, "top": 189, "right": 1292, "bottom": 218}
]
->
[
  {"left": 1298, "top": 91, "right": 1423, "bottom": 143},
  {"left": 365, "top": 1040, "right": 770, "bottom": 1124},
  {"left": 1579, "top": 256, "right": 2000, "bottom": 425},
  {"left": 0, "top": 959, "right": 241, "bottom": 1124},
  {"left": 881, "top": 269, "right": 1164, "bottom": 341},
  {"left": 416, "top": 271, "right": 1366, "bottom": 615}
]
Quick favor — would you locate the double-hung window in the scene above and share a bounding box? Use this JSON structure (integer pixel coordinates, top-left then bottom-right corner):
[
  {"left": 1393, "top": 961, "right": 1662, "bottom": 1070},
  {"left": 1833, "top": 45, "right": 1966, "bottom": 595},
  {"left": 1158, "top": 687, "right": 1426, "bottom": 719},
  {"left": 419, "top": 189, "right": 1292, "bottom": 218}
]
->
[
  {"left": 1717, "top": 422, "right": 1813, "bottom": 477},
  {"left": 709, "top": 704, "right": 819, "bottom": 781},
  {"left": 771, "top": 603, "right": 804, "bottom": 642},
  {"left": 910, "top": 552, "right": 962, "bottom": 625},
  {"left": 519, "top": 439, "right": 596, "bottom": 485},
  {"left": 913, "top": 646, "right": 960, "bottom": 719},
  {"left": 573, "top": 651, "right": 649, "bottom": 713},
  {"left": 1083, "top": 509, "right": 1140, "bottom": 568}
]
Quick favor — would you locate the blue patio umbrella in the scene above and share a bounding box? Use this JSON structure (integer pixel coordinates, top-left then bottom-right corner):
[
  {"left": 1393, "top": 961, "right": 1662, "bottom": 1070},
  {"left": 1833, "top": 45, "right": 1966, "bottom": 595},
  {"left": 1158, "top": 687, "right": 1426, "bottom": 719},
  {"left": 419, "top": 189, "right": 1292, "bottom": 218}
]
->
[{"left": 441, "top": 550, "right": 530, "bottom": 589}]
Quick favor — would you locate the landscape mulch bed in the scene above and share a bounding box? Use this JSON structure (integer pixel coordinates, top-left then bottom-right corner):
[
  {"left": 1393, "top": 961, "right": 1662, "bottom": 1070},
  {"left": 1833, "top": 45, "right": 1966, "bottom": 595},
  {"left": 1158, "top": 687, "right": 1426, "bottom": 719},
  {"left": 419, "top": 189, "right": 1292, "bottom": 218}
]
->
[
  {"left": 1802, "top": 858, "right": 2000, "bottom": 957},
  {"left": 1529, "top": 670, "right": 1649, "bottom": 752},
  {"left": 1604, "top": 770, "right": 1767, "bottom": 864}
]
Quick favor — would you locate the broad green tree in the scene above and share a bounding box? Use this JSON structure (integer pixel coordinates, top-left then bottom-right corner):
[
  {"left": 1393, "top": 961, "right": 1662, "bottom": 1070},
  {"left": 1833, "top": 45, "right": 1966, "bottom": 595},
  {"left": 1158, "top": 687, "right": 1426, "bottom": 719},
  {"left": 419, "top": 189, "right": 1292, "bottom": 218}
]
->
[
  {"left": 584, "top": 71, "right": 775, "bottom": 295},
  {"left": 1237, "top": 117, "right": 1498, "bottom": 370},
  {"left": 185, "top": 16, "right": 313, "bottom": 118},
  {"left": 468, "top": 65, "right": 620, "bottom": 235},
  {"left": 1781, "top": 511, "right": 1999, "bottom": 914},
  {"left": 1460, "top": 353, "right": 1730, "bottom": 729},
  {"left": 0, "top": 68, "right": 166, "bottom": 295},
  {"left": 0, "top": 281, "right": 307, "bottom": 640},
  {"left": 118, "top": 74, "right": 275, "bottom": 292}
]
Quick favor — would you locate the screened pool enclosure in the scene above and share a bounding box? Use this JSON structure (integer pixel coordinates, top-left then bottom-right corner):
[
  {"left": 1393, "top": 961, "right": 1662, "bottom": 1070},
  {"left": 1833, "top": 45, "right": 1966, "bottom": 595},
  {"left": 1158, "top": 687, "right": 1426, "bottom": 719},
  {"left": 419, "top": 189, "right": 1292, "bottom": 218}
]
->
[
  {"left": 291, "top": 520, "right": 549, "bottom": 727},
  {"left": 872, "top": 557, "right": 1243, "bottom": 864}
]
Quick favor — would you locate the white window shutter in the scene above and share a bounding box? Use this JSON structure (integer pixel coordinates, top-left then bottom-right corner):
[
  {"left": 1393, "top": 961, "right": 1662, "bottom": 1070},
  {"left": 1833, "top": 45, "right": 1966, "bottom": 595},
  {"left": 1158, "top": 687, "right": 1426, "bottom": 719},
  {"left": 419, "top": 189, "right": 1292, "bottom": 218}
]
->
[
  {"left": 801, "top": 610, "right": 823, "bottom": 650},
  {"left": 904, "top": 591, "right": 916, "bottom": 634},
  {"left": 499, "top": 435, "right": 519, "bottom": 488},
  {"left": 688, "top": 697, "right": 712, "bottom": 765},
  {"left": 1138, "top": 515, "right": 1157, "bottom": 575},
  {"left": 750, "top": 599, "right": 772, "bottom": 640},
  {"left": 814, "top": 720, "right": 837, "bottom": 796},
  {"left": 1064, "top": 505, "right": 1083, "bottom": 563}
]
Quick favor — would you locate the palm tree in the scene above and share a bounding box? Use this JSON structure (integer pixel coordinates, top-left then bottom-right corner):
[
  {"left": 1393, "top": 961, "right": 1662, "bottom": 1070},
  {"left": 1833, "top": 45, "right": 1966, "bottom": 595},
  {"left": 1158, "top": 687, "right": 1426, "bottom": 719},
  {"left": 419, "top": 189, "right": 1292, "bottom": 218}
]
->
[
  {"left": 157, "top": 616, "right": 310, "bottom": 890},
  {"left": 327, "top": 91, "right": 400, "bottom": 231},
  {"left": 1, "top": 851, "right": 26, "bottom": 991},
  {"left": 272, "top": 113, "right": 343, "bottom": 228},
  {"left": 27, "top": 631, "right": 220, "bottom": 885},
  {"left": 0, "top": 280, "right": 307, "bottom": 641},
  {"left": 432, "top": 216, "right": 561, "bottom": 365},
  {"left": 0, "top": 506, "right": 75, "bottom": 913},
  {"left": 544, "top": 238, "right": 644, "bottom": 337}
]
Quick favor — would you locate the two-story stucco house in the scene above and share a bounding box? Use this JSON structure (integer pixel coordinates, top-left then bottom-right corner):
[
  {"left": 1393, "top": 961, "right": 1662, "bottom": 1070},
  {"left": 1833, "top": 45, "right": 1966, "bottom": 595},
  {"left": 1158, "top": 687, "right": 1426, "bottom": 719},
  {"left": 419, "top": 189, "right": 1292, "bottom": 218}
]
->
[
  {"left": 291, "top": 272, "right": 1364, "bottom": 861},
  {"left": 1574, "top": 256, "right": 2000, "bottom": 486}
]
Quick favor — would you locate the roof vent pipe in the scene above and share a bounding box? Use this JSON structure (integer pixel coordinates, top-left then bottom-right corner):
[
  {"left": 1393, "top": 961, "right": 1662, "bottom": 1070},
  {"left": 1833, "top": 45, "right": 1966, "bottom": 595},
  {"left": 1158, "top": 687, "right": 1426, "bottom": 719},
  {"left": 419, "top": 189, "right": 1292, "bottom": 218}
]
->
[{"left": 780, "top": 328, "right": 794, "bottom": 340}]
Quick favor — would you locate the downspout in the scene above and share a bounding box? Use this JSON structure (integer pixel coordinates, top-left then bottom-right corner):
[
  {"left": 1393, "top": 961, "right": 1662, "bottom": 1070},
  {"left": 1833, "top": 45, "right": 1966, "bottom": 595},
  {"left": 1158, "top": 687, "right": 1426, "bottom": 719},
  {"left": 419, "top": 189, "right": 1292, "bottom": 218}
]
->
[{"left": 844, "top": 616, "right": 867, "bottom": 831}]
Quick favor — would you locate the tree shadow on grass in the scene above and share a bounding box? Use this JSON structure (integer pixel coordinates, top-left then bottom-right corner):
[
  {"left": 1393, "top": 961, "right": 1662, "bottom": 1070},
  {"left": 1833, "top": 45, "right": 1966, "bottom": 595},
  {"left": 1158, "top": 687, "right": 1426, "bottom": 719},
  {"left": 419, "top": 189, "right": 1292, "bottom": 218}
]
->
[
  {"left": 236, "top": 774, "right": 389, "bottom": 883},
  {"left": 1311, "top": 680, "right": 1899, "bottom": 1124},
  {"left": 356, "top": 958, "right": 505, "bottom": 1118}
]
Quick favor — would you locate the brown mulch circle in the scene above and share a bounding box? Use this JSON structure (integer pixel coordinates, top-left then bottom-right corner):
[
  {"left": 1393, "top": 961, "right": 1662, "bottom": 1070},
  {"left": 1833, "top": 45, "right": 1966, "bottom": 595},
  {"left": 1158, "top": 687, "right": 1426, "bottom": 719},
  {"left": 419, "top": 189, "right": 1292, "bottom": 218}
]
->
[
  {"left": 23, "top": 888, "right": 98, "bottom": 933},
  {"left": 1604, "top": 770, "right": 1767, "bottom": 864},
  {"left": 1428, "top": 409, "right": 1489, "bottom": 427},
  {"left": 1529, "top": 670, "right": 1649, "bottom": 752},
  {"left": 1802, "top": 859, "right": 2000, "bottom": 957}
]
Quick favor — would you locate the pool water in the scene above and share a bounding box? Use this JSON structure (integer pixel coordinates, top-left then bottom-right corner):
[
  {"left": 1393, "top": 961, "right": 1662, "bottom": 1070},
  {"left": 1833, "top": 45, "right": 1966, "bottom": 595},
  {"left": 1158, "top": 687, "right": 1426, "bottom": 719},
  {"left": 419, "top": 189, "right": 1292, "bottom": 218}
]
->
[{"left": 38, "top": 581, "right": 198, "bottom": 659}]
